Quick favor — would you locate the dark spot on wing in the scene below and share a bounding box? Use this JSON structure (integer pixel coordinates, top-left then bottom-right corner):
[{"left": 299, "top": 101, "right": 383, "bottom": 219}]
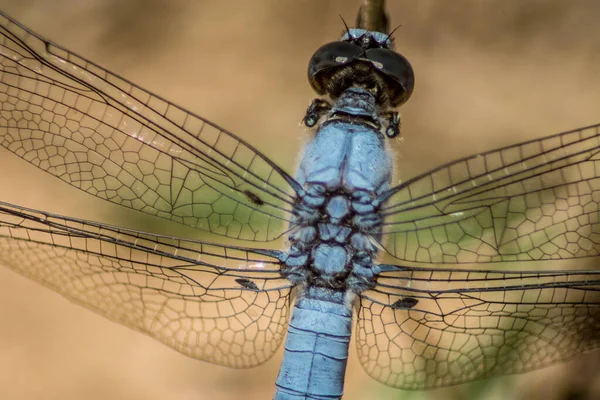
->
[
  {"left": 391, "top": 297, "right": 418, "bottom": 309},
  {"left": 235, "top": 278, "right": 259, "bottom": 290},
  {"left": 243, "top": 190, "right": 264, "bottom": 206}
]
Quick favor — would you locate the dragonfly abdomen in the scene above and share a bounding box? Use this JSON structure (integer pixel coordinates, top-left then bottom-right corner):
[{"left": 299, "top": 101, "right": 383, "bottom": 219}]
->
[{"left": 274, "top": 290, "right": 352, "bottom": 400}]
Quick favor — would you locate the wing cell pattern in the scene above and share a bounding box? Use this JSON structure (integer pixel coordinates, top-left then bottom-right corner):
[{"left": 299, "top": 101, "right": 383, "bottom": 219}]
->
[
  {"left": 381, "top": 124, "right": 600, "bottom": 263},
  {"left": 0, "top": 202, "right": 292, "bottom": 368},
  {"left": 357, "top": 266, "right": 600, "bottom": 389},
  {"left": 2, "top": 10, "right": 600, "bottom": 392},
  {"left": 0, "top": 12, "right": 296, "bottom": 242}
]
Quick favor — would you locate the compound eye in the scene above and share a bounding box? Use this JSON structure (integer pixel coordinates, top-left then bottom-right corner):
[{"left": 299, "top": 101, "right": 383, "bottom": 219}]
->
[
  {"left": 308, "top": 41, "right": 363, "bottom": 94},
  {"left": 365, "top": 48, "right": 415, "bottom": 106}
]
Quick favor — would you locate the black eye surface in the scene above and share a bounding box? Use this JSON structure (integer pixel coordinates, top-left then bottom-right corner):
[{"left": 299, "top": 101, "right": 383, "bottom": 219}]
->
[
  {"left": 308, "top": 41, "right": 364, "bottom": 94},
  {"left": 307, "top": 38, "right": 415, "bottom": 107},
  {"left": 365, "top": 48, "right": 415, "bottom": 106}
]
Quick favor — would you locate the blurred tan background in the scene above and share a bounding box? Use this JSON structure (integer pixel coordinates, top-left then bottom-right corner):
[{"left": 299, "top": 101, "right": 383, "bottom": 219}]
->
[{"left": 0, "top": 0, "right": 599, "bottom": 399}]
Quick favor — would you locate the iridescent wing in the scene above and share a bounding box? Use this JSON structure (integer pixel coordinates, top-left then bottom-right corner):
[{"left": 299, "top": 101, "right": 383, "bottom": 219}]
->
[
  {"left": 0, "top": 12, "right": 298, "bottom": 242},
  {"left": 357, "top": 264, "right": 600, "bottom": 389},
  {"left": 0, "top": 201, "right": 291, "bottom": 367},
  {"left": 379, "top": 123, "right": 600, "bottom": 263}
]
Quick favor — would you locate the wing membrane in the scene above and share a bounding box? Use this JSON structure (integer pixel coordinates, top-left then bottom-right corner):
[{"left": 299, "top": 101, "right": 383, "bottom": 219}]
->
[
  {"left": 380, "top": 124, "right": 600, "bottom": 262},
  {"left": 0, "top": 11, "right": 297, "bottom": 242},
  {"left": 0, "top": 201, "right": 292, "bottom": 368},
  {"left": 357, "top": 265, "right": 600, "bottom": 389}
]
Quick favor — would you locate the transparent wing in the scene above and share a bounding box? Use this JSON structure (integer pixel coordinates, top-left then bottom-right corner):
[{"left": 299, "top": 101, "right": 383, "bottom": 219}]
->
[
  {"left": 379, "top": 123, "right": 600, "bottom": 263},
  {"left": 0, "top": 11, "right": 298, "bottom": 242},
  {"left": 0, "top": 201, "right": 292, "bottom": 368},
  {"left": 357, "top": 264, "right": 600, "bottom": 389}
]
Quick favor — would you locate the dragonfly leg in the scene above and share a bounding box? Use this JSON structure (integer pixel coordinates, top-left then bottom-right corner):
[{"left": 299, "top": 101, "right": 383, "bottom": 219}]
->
[
  {"left": 382, "top": 110, "right": 401, "bottom": 138},
  {"left": 303, "top": 98, "right": 332, "bottom": 127}
]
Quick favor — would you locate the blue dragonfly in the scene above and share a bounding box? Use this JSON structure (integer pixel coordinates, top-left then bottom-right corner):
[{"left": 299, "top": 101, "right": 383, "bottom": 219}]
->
[{"left": 1, "top": 3, "right": 599, "bottom": 400}]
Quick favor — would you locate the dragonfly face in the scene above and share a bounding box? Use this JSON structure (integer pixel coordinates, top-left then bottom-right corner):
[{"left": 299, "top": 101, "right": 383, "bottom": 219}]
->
[
  {"left": 307, "top": 28, "right": 415, "bottom": 108},
  {"left": 1, "top": 2, "right": 600, "bottom": 400},
  {"left": 305, "top": 28, "right": 414, "bottom": 138}
]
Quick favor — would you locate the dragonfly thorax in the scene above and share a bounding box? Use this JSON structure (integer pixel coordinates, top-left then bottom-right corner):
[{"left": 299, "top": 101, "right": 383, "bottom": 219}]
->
[
  {"left": 285, "top": 88, "right": 392, "bottom": 294},
  {"left": 284, "top": 188, "right": 382, "bottom": 293}
]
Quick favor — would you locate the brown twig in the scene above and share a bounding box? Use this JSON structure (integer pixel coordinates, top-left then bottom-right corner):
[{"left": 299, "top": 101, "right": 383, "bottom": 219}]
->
[{"left": 355, "top": 0, "right": 389, "bottom": 33}]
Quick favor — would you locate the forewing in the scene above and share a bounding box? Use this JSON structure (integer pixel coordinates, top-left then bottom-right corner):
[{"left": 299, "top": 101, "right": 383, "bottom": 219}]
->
[
  {"left": 380, "top": 124, "right": 600, "bottom": 263},
  {"left": 357, "top": 265, "right": 600, "bottom": 389},
  {"left": 0, "top": 12, "right": 297, "bottom": 242},
  {"left": 0, "top": 201, "right": 292, "bottom": 368}
]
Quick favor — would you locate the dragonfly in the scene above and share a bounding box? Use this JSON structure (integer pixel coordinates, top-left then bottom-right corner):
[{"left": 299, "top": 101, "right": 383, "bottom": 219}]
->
[{"left": 1, "top": 2, "right": 599, "bottom": 400}]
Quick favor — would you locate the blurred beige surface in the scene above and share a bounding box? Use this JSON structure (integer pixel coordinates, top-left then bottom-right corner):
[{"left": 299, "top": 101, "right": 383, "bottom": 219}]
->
[{"left": 0, "top": 0, "right": 599, "bottom": 399}]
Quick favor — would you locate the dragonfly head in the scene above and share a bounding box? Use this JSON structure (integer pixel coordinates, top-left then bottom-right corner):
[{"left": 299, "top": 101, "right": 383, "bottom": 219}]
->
[{"left": 308, "top": 28, "right": 414, "bottom": 108}]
